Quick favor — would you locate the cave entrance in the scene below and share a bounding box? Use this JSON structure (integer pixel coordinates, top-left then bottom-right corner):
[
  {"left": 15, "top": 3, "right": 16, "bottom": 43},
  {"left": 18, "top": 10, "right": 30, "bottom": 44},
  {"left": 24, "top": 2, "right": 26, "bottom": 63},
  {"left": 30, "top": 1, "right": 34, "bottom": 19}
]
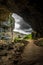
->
[{"left": 12, "top": 13, "right": 32, "bottom": 35}]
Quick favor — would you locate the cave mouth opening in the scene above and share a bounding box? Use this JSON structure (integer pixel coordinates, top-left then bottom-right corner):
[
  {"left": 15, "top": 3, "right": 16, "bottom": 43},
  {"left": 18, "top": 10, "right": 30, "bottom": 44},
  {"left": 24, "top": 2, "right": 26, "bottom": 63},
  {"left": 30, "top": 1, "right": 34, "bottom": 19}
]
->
[{"left": 12, "top": 13, "right": 33, "bottom": 35}]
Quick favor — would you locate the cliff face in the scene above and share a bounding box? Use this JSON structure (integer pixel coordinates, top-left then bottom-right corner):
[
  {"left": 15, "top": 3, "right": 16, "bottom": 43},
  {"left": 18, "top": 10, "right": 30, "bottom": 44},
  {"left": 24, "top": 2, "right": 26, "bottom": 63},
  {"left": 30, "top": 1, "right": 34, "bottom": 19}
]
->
[{"left": 0, "top": 0, "right": 43, "bottom": 37}]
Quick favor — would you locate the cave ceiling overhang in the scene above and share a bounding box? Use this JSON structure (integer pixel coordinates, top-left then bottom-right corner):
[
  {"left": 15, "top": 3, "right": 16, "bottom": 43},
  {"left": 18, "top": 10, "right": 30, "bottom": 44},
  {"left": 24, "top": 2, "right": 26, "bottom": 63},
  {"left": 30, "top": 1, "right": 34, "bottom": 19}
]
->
[{"left": 0, "top": 0, "right": 43, "bottom": 15}]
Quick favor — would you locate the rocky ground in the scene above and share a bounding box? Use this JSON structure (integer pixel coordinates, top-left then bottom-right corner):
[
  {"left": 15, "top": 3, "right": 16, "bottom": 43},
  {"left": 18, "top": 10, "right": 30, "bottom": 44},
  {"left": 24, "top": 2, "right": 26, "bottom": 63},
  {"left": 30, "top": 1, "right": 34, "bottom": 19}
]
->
[
  {"left": 0, "top": 40, "right": 28, "bottom": 65},
  {"left": 0, "top": 39, "right": 43, "bottom": 65}
]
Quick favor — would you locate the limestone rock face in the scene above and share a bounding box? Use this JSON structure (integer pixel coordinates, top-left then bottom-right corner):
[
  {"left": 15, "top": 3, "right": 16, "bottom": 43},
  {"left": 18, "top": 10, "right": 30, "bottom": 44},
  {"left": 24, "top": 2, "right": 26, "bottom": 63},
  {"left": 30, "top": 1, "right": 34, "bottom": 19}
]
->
[{"left": 0, "top": 0, "right": 43, "bottom": 37}]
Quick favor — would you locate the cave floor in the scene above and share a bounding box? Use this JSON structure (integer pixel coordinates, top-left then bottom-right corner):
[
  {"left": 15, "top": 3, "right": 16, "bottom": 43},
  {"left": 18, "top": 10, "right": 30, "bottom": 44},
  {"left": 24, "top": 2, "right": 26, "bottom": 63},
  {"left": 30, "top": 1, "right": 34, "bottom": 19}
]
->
[
  {"left": 21, "top": 39, "right": 43, "bottom": 65},
  {"left": 0, "top": 39, "right": 43, "bottom": 65}
]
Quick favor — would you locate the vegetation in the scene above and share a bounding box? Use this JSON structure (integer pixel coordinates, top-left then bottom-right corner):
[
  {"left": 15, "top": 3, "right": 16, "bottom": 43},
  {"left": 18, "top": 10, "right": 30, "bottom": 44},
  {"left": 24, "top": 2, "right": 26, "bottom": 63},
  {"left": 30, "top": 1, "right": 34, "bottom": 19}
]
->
[
  {"left": 14, "top": 34, "right": 32, "bottom": 43},
  {"left": 0, "top": 13, "right": 14, "bottom": 40},
  {"left": 8, "top": 13, "right": 15, "bottom": 40},
  {"left": 14, "top": 36, "right": 22, "bottom": 43},
  {"left": 23, "top": 34, "right": 32, "bottom": 40}
]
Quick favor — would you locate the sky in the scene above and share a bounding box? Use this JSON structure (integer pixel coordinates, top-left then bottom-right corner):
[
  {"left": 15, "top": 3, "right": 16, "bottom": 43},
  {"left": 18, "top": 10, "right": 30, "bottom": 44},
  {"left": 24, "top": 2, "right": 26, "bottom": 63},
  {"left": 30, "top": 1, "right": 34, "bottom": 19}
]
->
[{"left": 12, "top": 13, "right": 32, "bottom": 35}]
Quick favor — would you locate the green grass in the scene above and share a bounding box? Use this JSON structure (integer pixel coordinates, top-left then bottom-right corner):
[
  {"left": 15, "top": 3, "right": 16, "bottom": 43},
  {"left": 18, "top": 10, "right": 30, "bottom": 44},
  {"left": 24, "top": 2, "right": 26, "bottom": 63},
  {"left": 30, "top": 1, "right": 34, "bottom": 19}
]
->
[
  {"left": 14, "top": 37, "right": 21, "bottom": 43},
  {"left": 23, "top": 34, "right": 32, "bottom": 40},
  {"left": 14, "top": 34, "right": 32, "bottom": 43}
]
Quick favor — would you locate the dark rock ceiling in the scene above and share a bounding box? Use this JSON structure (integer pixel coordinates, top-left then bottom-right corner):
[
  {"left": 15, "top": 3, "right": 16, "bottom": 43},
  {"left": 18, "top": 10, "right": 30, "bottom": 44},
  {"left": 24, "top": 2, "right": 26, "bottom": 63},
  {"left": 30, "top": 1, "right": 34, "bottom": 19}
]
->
[{"left": 0, "top": 0, "right": 43, "bottom": 37}]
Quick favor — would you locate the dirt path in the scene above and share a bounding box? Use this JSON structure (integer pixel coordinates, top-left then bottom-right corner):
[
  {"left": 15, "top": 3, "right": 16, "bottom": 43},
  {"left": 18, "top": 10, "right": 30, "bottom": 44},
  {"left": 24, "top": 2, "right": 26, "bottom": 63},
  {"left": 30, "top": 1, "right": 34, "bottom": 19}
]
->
[{"left": 21, "top": 40, "right": 43, "bottom": 65}]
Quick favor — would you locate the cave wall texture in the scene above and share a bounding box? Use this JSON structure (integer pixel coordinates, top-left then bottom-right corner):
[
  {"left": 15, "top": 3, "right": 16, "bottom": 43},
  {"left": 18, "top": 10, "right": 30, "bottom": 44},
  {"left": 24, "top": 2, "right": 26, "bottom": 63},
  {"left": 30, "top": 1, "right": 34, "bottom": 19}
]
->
[{"left": 0, "top": 0, "right": 43, "bottom": 37}]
